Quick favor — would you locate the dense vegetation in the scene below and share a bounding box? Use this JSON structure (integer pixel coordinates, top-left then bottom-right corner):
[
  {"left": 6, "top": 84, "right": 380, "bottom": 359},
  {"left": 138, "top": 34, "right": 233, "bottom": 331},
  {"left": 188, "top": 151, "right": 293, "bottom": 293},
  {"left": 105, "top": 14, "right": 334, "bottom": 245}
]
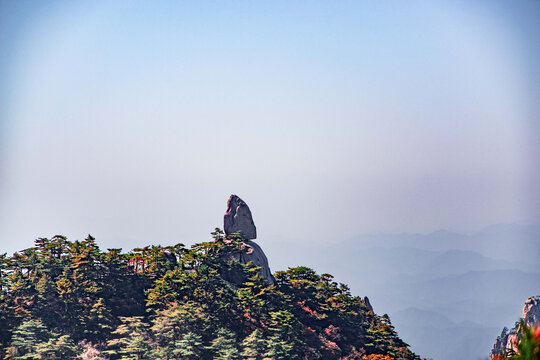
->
[{"left": 0, "top": 230, "right": 420, "bottom": 359}]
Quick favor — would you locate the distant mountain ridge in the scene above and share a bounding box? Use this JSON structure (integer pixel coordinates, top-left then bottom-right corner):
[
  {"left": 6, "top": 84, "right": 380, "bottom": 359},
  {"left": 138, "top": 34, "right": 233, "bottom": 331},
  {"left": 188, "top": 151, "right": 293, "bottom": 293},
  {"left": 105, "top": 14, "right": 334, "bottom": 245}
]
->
[
  {"left": 289, "top": 223, "right": 540, "bottom": 360},
  {"left": 342, "top": 223, "right": 540, "bottom": 265},
  {"left": 223, "top": 223, "right": 539, "bottom": 360}
]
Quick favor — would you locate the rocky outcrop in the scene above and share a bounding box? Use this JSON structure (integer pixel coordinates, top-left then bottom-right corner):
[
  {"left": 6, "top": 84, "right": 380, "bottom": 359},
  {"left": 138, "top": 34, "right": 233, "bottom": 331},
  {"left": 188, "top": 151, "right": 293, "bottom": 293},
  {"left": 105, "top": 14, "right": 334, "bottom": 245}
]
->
[
  {"left": 363, "top": 296, "right": 373, "bottom": 312},
  {"left": 224, "top": 195, "right": 257, "bottom": 240},
  {"left": 227, "top": 240, "right": 274, "bottom": 284},
  {"left": 523, "top": 296, "right": 540, "bottom": 326},
  {"left": 222, "top": 195, "right": 274, "bottom": 284},
  {"left": 492, "top": 327, "right": 519, "bottom": 358},
  {"left": 491, "top": 296, "right": 540, "bottom": 358}
]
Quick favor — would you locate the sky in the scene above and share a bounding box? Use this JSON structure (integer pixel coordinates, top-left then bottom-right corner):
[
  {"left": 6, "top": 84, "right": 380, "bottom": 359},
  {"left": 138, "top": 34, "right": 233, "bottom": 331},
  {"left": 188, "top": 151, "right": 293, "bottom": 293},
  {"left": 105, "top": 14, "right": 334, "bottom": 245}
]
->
[{"left": 1, "top": 0, "right": 539, "bottom": 256}]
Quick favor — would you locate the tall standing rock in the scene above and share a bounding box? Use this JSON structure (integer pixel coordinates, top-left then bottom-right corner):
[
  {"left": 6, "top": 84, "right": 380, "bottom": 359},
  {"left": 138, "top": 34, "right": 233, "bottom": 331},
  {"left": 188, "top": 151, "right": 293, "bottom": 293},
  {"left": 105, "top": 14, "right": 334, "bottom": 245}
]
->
[
  {"left": 222, "top": 195, "right": 274, "bottom": 284},
  {"left": 224, "top": 195, "right": 257, "bottom": 240}
]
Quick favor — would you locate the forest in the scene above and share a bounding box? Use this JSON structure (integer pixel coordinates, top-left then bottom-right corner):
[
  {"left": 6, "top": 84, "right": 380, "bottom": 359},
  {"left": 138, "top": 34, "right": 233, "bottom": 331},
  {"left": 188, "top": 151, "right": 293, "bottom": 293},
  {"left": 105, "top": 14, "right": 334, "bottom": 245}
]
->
[{"left": 0, "top": 229, "right": 420, "bottom": 359}]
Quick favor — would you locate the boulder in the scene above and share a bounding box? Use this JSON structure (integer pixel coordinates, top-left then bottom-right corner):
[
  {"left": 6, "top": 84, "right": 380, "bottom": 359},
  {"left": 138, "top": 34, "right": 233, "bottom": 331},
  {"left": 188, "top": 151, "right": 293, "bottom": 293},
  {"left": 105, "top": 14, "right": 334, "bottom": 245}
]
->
[{"left": 224, "top": 195, "right": 257, "bottom": 240}]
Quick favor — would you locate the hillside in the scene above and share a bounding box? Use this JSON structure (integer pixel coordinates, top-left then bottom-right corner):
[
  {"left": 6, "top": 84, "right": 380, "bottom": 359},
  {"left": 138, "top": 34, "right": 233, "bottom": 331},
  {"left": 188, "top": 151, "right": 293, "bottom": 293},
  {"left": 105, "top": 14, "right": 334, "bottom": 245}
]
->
[{"left": 0, "top": 232, "right": 420, "bottom": 359}]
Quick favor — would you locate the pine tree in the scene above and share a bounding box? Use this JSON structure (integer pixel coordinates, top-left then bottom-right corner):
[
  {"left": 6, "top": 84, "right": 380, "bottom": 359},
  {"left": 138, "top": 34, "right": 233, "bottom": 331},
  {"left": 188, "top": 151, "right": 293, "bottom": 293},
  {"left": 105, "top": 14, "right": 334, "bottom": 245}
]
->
[
  {"left": 266, "top": 310, "right": 305, "bottom": 360},
  {"left": 5, "top": 318, "right": 78, "bottom": 360},
  {"left": 150, "top": 301, "right": 211, "bottom": 359},
  {"left": 241, "top": 329, "right": 269, "bottom": 360},
  {"left": 0, "top": 253, "right": 14, "bottom": 350},
  {"left": 207, "top": 328, "right": 241, "bottom": 360},
  {"left": 171, "top": 332, "right": 204, "bottom": 359},
  {"left": 106, "top": 317, "right": 152, "bottom": 360}
]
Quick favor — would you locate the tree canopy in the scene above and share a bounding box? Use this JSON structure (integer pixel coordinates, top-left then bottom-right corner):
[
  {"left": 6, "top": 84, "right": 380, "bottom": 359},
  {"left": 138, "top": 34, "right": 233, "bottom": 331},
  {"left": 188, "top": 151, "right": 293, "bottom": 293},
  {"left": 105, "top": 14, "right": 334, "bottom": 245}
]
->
[{"left": 0, "top": 231, "right": 419, "bottom": 360}]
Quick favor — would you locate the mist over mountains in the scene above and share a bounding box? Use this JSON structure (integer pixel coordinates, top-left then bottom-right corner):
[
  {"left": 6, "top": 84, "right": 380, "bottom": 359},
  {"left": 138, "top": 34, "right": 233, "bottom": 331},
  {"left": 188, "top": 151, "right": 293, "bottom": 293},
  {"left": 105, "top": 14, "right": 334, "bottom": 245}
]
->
[
  {"left": 345, "top": 223, "right": 540, "bottom": 264},
  {"left": 267, "top": 223, "right": 540, "bottom": 360}
]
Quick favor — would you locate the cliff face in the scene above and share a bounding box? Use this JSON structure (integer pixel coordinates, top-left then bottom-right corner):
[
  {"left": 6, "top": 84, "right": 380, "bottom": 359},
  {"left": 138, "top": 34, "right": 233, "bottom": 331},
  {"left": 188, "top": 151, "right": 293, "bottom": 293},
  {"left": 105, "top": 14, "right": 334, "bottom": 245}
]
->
[
  {"left": 523, "top": 296, "right": 540, "bottom": 326},
  {"left": 491, "top": 296, "right": 540, "bottom": 357}
]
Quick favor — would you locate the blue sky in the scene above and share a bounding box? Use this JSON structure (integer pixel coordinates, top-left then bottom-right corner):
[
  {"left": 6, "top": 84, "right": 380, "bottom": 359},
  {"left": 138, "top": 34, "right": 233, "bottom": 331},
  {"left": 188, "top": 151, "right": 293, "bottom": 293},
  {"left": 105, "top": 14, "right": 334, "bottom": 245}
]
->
[{"left": 1, "top": 0, "right": 539, "bottom": 254}]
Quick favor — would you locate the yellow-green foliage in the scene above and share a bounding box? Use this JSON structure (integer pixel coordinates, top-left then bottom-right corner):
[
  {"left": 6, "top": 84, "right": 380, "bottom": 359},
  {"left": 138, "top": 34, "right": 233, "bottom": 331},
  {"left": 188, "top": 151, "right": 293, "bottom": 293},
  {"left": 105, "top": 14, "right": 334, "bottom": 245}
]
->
[{"left": 0, "top": 231, "right": 420, "bottom": 360}]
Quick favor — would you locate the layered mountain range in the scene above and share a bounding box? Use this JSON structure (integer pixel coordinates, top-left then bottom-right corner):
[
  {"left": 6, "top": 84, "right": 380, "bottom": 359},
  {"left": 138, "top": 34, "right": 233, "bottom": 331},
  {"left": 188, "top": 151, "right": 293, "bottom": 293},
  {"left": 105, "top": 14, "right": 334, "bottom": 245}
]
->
[{"left": 263, "top": 224, "right": 540, "bottom": 360}]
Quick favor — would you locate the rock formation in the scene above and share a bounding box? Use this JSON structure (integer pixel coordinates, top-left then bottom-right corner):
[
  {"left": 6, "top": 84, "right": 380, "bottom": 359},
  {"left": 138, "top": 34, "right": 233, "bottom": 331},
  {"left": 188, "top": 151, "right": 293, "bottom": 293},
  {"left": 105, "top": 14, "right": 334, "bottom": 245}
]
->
[
  {"left": 222, "top": 195, "right": 274, "bottom": 284},
  {"left": 490, "top": 296, "right": 540, "bottom": 358},
  {"left": 523, "top": 296, "right": 540, "bottom": 326},
  {"left": 227, "top": 240, "right": 274, "bottom": 284},
  {"left": 363, "top": 296, "right": 373, "bottom": 312},
  {"left": 224, "top": 195, "right": 257, "bottom": 240}
]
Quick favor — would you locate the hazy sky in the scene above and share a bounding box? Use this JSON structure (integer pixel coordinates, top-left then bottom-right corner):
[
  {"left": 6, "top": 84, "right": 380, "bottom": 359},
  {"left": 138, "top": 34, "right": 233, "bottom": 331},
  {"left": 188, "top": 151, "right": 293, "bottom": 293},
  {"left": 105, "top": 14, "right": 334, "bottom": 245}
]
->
[{"left": 1, "top": 0, "right": 539, "bottom": 255}]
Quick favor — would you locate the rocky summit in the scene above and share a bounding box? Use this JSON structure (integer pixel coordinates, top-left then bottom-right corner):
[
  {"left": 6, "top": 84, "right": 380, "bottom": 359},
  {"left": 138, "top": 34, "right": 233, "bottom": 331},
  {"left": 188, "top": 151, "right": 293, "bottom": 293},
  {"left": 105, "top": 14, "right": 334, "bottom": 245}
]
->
[
  {"left": 223, "top": 195, "right": 274, "bottom": 284},
  {"left": 224, "top": 194, "right": 257, "bottom": 240},
  {"left": 523, "top": 296, "right": 540, "bottom": 326},
  {"left": 491, "top": 295, "right": 540, "bottom": 357}
]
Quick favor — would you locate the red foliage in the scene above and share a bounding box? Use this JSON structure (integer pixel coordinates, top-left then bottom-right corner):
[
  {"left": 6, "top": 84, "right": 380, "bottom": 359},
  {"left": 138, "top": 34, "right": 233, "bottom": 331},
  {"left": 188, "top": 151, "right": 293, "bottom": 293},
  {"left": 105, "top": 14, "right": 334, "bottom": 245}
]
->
[
  {"left": 362, "top": 355, "right": 394, "bottom": 360},
  {"left": 534, "top": 326, "right": 540, "bottom": 340},
  {"left": 324, "top": 325, "right": 342, "bottom": 341},
  {"left": 319, "top": 333, "right": 341, "bottom": 353},
  {"left": 297, "top": 300, "right": 320, "bottom": 318}
]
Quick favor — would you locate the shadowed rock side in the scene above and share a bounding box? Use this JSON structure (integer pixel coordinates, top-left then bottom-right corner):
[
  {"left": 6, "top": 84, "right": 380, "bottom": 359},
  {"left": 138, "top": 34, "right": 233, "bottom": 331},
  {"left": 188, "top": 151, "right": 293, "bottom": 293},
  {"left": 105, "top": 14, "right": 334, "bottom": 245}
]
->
[
  {"left": 224, "top": 195, "right": 257, "bottom": 240},
  {"left": 491, "top": 296, "right": 540, "bottom": 357},
  {"left": 363, "top": 296, "right": 373, "bottom": 312},
  {"left": 228, "top": 240, "right": 275, "bottom": 284}
]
